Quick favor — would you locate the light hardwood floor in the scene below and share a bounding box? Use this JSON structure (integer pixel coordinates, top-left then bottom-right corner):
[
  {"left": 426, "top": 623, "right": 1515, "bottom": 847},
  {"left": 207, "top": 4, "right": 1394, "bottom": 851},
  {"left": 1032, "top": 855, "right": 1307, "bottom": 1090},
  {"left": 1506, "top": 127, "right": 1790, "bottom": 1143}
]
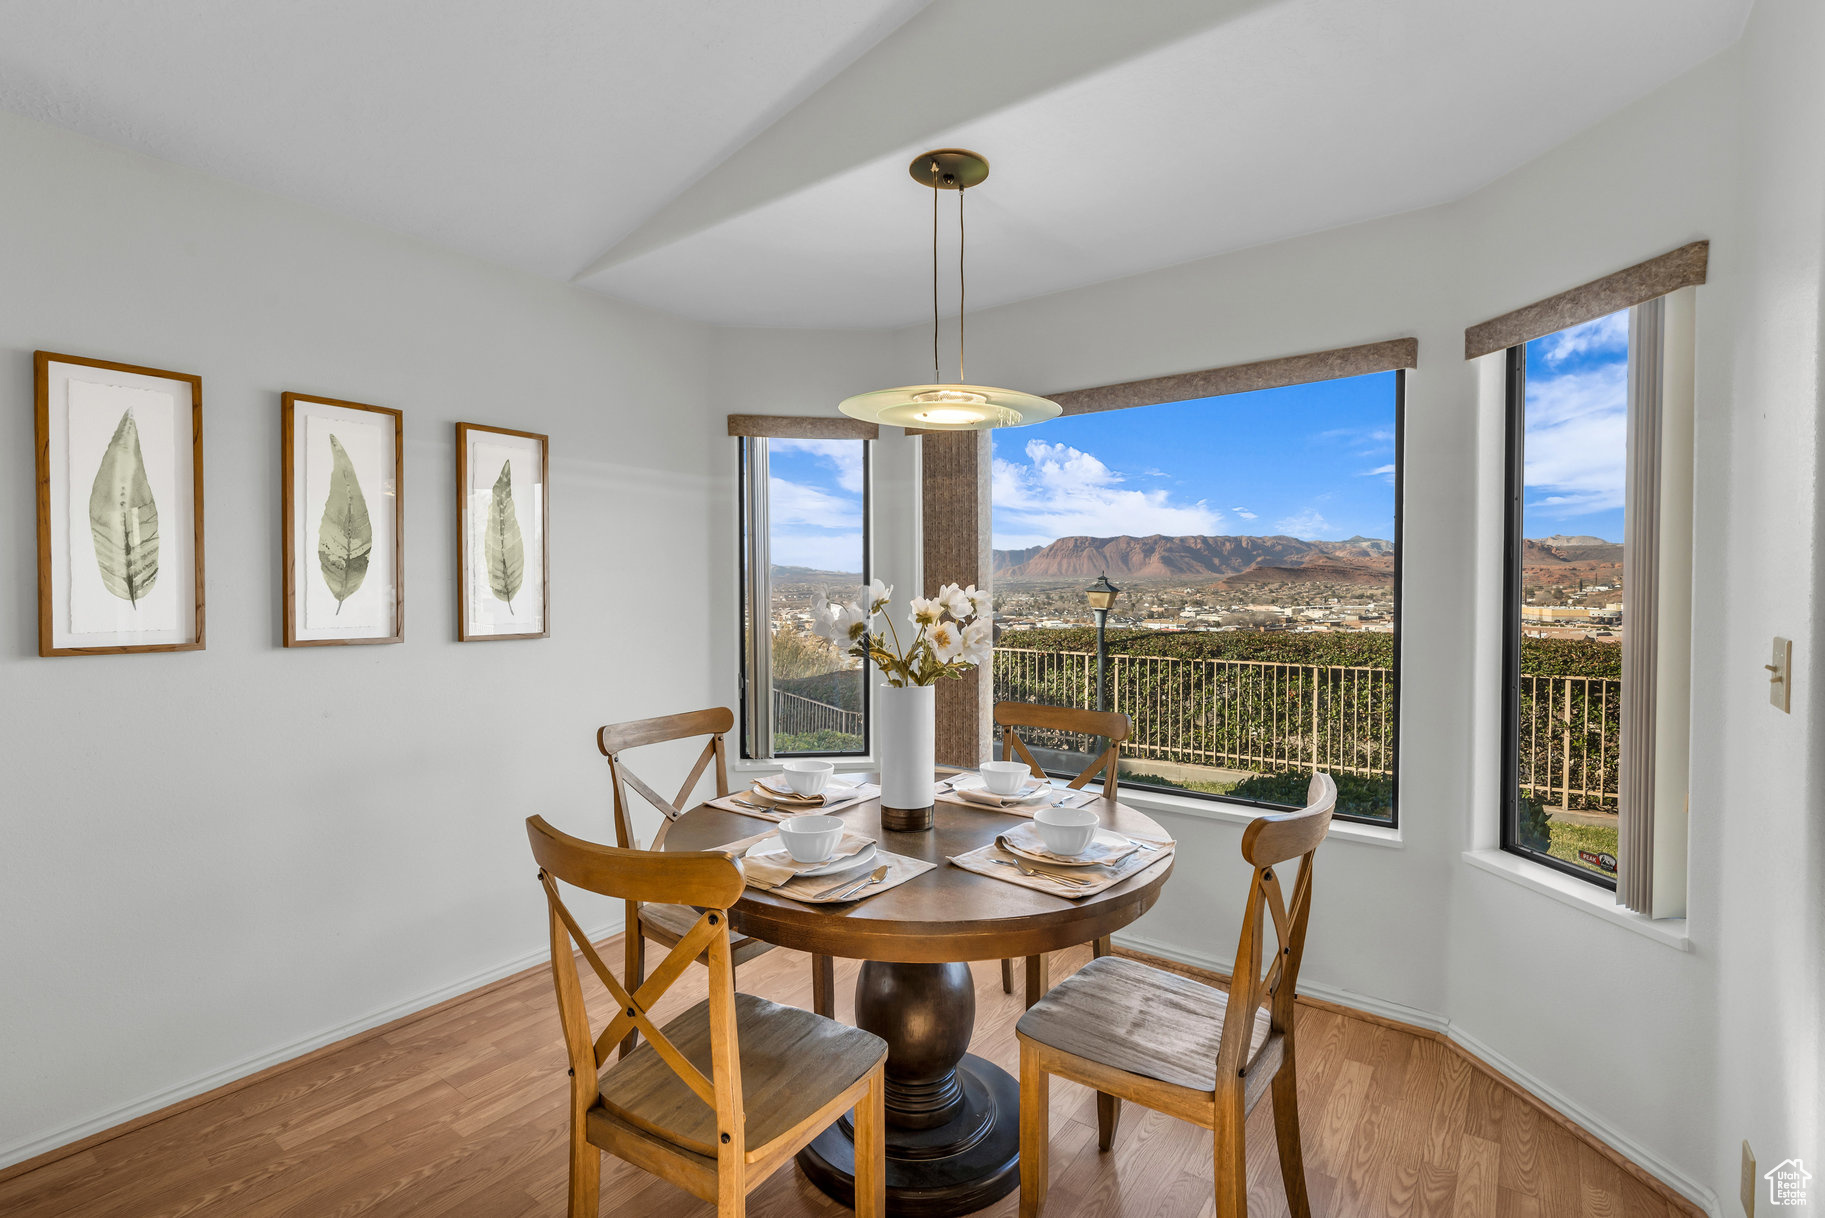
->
[{"left": 0, "top": 941, "right": 1695, "bottom": 1217}]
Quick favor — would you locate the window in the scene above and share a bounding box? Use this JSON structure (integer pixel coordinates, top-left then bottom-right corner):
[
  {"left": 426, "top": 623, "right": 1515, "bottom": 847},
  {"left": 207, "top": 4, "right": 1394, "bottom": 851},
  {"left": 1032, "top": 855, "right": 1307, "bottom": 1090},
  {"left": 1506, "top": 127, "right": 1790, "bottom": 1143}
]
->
[
  {"left": 990, "top": 370, "right": 1403, "bottom": 825},
  {"left": 1500, "top": 308, "right": 1634, "bottom": 888},
  {"left": 738, "top": 437, "right": 871, "bottom": 759}
]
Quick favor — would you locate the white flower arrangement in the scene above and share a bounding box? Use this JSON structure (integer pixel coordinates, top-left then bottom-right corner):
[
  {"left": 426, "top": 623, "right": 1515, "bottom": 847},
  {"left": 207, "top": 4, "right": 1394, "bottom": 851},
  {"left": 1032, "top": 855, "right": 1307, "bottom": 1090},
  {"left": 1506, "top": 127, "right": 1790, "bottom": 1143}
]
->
[{"left": 813, "top": 578, "right": 993, "bottom": 687}]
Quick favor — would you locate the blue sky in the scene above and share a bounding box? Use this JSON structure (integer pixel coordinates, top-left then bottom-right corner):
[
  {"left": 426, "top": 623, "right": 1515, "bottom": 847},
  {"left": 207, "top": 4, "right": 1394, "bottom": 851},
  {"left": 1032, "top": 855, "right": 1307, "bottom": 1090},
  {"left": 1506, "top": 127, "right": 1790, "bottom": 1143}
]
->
[
  {"left": 1522, "top": 310, "right": 1628, "bottom": 543},
  {"left": 990, "top": 371, "right": 1399, "bottom": 550},
  {"left": 767, "top": 438, "right": 866, "bottom": 571}
]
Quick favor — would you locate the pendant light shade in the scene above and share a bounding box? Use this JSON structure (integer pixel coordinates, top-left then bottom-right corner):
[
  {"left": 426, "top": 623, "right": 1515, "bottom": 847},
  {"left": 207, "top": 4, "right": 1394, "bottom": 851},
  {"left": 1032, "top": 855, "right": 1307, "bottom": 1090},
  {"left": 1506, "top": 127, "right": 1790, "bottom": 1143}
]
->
[{"left": 838, "top": 149, "right": 1060, "bottom": 432}]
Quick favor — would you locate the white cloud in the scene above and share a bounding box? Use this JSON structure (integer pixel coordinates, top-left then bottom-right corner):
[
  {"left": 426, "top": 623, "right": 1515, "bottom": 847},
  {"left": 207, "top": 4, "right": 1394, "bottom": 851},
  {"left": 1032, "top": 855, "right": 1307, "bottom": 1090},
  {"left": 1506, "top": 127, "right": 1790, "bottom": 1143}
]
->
[
  {"left": 1231, "top": 506, "right": 1258, "bottom": 520},
  {"left": 1358, "top": 463, "right": 1396, "bottom": 486},
  {"left": 770, "top": 529, "right": 865, "bottom": 573},
  {"left": 771, "top": 438, "right": 864, "bottom": 493},
  {"left": 1275, "top": 509, "right": 1332, "bottom": 539},
  {"left": 769, "top": 476, "right": 857, "bottom": 526},
  {"left": 1539, "top": 312, "right": 1627, "bottom": 365},
  {"left": 992, "top": 439, "right": 1221, "bottom": 550},
  {"left": 1522, "top": 358, "right": 1626, "bottom": 519}
]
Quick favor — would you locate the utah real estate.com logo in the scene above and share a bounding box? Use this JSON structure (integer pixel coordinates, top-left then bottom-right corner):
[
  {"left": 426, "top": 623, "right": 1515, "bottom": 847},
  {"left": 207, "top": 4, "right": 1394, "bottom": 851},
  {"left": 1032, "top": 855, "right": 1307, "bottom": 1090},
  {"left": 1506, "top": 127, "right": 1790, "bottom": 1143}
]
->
[{"left": 1765, "top": 1159, "right": 1812, "bottom": 1207}]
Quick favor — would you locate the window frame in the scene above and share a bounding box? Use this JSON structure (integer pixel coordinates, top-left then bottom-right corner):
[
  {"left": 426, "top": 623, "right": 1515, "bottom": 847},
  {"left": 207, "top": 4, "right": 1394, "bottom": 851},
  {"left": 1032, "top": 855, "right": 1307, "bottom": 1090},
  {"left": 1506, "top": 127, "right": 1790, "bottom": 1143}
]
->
[
  {"left": 1008, "top": 368, "right": 1406, "bottom": 829},
  {"left": 1498, "top": 342, "right": 1620, "bottom": 891},
  {"left": 736, "top": 435, "right": 874, "bottom": 762}
]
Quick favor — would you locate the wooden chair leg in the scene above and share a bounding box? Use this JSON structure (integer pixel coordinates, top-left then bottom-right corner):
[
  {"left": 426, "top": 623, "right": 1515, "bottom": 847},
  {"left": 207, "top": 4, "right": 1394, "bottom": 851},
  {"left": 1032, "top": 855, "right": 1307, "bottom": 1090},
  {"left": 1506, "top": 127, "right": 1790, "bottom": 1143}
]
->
[
  {"left": 567, "top": 1119, "right": 600, "bottom": 1218},
  {"left": 1272, "top": 1053, "right": 1311, "bottom": 1217},
  {"left": 1092, "top": 935, "right": 1112, "bottom": 958},
  {"left": 854, "top": 1064, "right": 887, "bottom": 1218},
  {"left": 1211, "top": 1092, "right": 1249, "bottom": 1218},
  {"left": 1096, "top": 1092, "right": 1122, "bottom": 1151},
  {"left": 620, "top": 923, "right": 645, "bottom": 1061},
  {"left": 812, "top": 953, "right": 836, "bottom": 1019},
  {"left": 1019, "top": 1041, "right": 1049, "bottom": 1217},
  {"left": 1001, "top": 957, "right": 1014, "bottom": 994},
  {"left": 1023, "top": 954, "right": 1048, "bottom": 1010}
]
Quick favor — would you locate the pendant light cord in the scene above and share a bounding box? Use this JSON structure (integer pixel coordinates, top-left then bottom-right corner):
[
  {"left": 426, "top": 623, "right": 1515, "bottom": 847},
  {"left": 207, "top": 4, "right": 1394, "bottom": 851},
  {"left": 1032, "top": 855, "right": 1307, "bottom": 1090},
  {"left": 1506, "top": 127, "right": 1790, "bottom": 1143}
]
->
[
  {"left": 931, "top": 160, "right": 941, "bottom": 382},
  {"left": 958, "top": 183, "right": 966, "bottom": 383}
]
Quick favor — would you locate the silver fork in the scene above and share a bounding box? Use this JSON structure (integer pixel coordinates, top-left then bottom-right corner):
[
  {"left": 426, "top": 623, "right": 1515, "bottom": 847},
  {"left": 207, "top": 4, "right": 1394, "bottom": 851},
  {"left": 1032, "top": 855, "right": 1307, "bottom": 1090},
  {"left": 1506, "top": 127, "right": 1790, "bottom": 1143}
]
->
[{"left": 988, "top": 856, "right": 1093, "bottom": 887}]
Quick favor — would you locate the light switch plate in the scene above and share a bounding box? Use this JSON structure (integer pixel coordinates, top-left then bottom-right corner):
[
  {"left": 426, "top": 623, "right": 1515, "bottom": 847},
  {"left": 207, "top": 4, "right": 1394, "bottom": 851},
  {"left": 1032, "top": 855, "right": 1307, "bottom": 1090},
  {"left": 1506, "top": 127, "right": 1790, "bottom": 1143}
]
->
[
  {"left": 1742, "top": 1140, "right": 1756, "bottom": 1216},
  {"left": 1770, "top": 637, "right": 1793, "bottom": 713}
]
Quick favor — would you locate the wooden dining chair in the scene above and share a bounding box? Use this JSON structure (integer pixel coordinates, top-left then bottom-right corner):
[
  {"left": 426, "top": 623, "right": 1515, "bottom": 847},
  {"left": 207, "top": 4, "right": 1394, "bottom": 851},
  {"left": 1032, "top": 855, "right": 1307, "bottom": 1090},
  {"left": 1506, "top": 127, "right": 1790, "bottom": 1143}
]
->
[
  {"left": 599, "top": 708, "right": 840, "bottom": 1043},
  {"left": 992, "top": 701, "right": 1134, "bottom": 1006},
  {"left": 1014, "top": 772, "right": 1338, "bottom": 1218},
  {"left": 527, "top": 816, "right": 886, "bottom": 1218}
]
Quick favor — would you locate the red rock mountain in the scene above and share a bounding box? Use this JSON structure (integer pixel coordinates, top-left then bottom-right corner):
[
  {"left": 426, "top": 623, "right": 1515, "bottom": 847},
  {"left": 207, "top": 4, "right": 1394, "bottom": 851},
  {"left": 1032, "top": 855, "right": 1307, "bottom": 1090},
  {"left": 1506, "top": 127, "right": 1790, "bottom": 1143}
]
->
[{"left": 994, "top": 534, "right": 1394, "bottom": 580}]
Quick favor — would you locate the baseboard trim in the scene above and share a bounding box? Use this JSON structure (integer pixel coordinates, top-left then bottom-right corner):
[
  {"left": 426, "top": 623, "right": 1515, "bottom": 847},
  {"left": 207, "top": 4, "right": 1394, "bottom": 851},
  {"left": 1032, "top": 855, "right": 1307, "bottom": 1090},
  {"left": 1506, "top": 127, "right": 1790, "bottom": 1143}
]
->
[
  {"left": 1111, "top": 931, "right": 1719, "bottom": 1218},
  {"left": 0, "top": 923, "right": 624, "bottom": 1182}
]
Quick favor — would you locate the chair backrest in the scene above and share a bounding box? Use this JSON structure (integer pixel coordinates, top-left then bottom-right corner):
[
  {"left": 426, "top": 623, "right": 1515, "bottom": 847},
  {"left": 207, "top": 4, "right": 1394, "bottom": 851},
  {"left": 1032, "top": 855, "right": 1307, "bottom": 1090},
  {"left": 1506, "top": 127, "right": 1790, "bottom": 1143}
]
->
[
  {"left": 1218, "top": 772, "right": 1337, "bottom": 1079},
  {"left": 526, "top": 815, "right": 751, "bottom": 1160},
  {"left": 597, "top": 707, "right": 734, "bottom": 850},
  {"left": 994, "top": 701, "right": 1133, "bottom": 796}
]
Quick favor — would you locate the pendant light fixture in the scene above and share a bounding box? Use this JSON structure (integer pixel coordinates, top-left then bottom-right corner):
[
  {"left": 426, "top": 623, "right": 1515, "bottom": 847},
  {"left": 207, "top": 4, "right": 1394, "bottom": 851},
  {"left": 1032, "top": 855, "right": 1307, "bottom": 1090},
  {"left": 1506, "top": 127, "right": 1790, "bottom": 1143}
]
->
[{"left": 838, "top": 149, "right": 1061, "bottom": 431}]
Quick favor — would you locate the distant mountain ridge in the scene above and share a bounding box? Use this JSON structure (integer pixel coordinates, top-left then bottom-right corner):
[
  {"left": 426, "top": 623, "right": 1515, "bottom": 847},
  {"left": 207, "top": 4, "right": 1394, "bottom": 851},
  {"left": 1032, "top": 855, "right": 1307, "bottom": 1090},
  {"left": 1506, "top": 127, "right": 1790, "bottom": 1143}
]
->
[{"left": 994, "top": 534, "right": 1394, "bottom": 580}]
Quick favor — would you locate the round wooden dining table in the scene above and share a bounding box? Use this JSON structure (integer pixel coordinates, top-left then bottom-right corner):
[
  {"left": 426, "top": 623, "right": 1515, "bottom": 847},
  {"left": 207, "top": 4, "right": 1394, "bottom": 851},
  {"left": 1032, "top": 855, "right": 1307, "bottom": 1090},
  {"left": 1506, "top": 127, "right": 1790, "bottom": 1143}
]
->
[{"left": 664, "top": 789, "right": 1174, "bottom": 1217}]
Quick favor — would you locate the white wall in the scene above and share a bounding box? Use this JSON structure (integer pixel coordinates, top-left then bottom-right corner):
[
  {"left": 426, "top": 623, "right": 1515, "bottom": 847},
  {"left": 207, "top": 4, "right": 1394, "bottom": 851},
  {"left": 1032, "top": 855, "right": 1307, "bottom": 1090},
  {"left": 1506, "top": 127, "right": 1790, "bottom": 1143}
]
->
[
  {"left": 0, "top": 110, "right": 724, "bottom": 1163},
  {"left": 709, "top": 18, "right": 1821, "bottom": 1213}
]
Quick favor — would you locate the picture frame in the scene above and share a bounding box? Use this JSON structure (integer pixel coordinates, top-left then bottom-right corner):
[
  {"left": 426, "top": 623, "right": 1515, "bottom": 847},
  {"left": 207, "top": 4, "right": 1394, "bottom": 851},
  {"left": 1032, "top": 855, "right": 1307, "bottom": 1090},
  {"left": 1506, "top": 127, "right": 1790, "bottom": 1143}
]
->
[
  {"left": 35, "top": 351, "right": 206, "bottom": 657},
  {"left": 455, "top": 422, "right": 548, "bottom": 641},
  {"left": 281, "top": 392, "right": 405, "bottom": 646}
]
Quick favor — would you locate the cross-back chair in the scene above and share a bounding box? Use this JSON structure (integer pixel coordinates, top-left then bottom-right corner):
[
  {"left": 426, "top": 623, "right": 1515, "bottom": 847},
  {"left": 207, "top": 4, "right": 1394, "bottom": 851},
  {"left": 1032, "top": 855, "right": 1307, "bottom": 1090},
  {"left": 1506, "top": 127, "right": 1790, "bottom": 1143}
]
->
[
  {"left": 992, "top": 701, "right": 1134, "bottom": 1005},
  {"left": 527, "top": 816, "right": 886, "bottom": 1218},
  {"left": 599, "top": 708, "right": 842, "bottom": 1045},
  {"left": 1013, "top": 772, "right": 1338, "bottom": 1218}
]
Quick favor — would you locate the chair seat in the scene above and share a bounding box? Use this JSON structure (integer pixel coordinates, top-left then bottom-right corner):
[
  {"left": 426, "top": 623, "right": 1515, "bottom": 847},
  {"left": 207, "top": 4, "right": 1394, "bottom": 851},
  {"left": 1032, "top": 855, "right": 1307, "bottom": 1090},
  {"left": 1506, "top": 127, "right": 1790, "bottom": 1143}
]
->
[
  {"left": 638, "top": 902, "right": 774, "bottom": 964},
  {"left": 1016, "top": 956, "right": 1275, "bottom": 1093},
  {"left": 594, "top": 992, "right": 886, "bottom": 1159}
]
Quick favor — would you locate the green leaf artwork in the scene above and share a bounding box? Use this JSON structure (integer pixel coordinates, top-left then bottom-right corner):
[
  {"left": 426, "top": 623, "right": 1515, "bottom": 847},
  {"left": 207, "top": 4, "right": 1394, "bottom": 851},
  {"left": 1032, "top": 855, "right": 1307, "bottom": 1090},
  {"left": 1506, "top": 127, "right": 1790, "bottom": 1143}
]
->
[
  {"left": 484, "top": 459, "right": 525, "bottom": 612},
  {"left": 87, "top": 409, "right": 160, "bottom": 607},
  {"left": 317, "top": 434, "right": 372, "bottom": 614}
]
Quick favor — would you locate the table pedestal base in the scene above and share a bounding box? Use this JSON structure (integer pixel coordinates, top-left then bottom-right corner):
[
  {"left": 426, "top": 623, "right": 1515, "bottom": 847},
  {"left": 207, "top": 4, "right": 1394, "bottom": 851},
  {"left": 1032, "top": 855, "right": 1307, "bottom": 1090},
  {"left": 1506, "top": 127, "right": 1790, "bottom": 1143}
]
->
[
  {"left": 796, "top": 961, "right": 1022, "bottom": 1216},
  {"left": 796, "top": 1054, "right": 1020, "bottom": 1216}
]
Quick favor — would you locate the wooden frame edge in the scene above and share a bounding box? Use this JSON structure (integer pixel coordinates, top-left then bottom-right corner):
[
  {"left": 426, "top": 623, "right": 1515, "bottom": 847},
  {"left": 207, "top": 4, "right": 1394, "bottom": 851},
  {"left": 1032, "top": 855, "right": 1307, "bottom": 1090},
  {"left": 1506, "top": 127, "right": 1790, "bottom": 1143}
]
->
[
  {"left": 34, "top": 351, "right": 206, "bottom": 657},
  {"left": 1112, "top": 946, "right": 1706, "bottom": 1218},
  {"left": 280, "top": 393, "right": 406, "bottom": 647},
  {"left": 454, "top": 421, "right": 550, "bottom": 642}
]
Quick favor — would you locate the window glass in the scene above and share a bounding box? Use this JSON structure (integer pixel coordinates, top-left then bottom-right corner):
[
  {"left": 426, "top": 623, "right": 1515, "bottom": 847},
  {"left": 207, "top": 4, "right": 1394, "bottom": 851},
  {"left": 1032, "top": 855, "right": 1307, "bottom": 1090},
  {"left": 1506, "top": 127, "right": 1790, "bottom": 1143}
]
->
[
  {"left": 1504, "top": 311, "right": 1628, "bottom": 884},
  {"left": 990, "top": 371, "right": 1401, "bottom": 824}
]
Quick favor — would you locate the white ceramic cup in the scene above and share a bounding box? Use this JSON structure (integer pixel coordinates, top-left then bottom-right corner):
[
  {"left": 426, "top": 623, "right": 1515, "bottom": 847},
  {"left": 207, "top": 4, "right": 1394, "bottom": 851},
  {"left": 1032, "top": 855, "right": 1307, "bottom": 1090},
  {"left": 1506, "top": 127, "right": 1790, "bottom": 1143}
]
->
[
  {"left": 781, "top": 759, "right": 835, "bottom": 797},
  {"left": 776, "top": 815, "right": 844, "bottom": 863},
  {"left": 1032, "top": 806, "right": 1099, "bottom": 856},
  {"left": 978, "top": 760, "right": 1031, "bottom": 796}
]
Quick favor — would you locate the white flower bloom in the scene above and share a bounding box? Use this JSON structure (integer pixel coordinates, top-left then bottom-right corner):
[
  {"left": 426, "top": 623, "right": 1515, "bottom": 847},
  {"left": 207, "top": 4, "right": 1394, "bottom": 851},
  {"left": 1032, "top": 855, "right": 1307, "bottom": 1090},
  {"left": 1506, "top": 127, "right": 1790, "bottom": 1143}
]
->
[
  {"left": 940, "top": 583, "right": 974, "bottom": 620},
  {"left": 910, "top": 596, "right": 944, "bottom": 626},
  {"left": 959, "top": 617, "right": 994, "bottom": 667},
  {"left": 864, "top": 578, "right": 893, "bottom": 614},
  {"left": 928, "top": 619, "right": 964, "bottom": 663},
  {"left": 836, "top": 603, "right": 869, "bottom": 644},
  {"left": 962, "top": 584, "right": 993, "bottom": 619}
]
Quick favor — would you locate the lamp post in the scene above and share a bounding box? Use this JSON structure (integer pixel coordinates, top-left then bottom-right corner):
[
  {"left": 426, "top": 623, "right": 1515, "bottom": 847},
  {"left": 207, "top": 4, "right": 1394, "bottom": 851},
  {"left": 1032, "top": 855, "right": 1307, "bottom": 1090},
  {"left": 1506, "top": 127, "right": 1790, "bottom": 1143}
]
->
[{"left": 1085, "top": 572, "right": 1122, "bottom": 712}]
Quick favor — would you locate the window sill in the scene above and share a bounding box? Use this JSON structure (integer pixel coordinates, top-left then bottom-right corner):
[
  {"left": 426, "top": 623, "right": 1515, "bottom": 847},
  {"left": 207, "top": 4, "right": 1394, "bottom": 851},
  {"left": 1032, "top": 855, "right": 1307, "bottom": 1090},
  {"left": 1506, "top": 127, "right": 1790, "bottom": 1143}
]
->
[
  {"left": 1112, "top": 784, "right": 1403, "bottom": 849},
  {"left": 1461, "top": 849, "right": 1690, "bottom": 950}
]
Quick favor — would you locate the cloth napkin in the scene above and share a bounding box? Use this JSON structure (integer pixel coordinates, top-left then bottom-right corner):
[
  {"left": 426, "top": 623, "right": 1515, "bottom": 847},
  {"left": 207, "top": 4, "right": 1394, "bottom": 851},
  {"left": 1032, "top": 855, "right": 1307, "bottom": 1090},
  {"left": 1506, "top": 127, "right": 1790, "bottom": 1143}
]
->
[
  {"left": 947, "top": 831, "right": 1174, "bottom": 899},
  {"left": 714, "top": 828, "right": 934, "bottom": 904},
  {"left": 724, "top": 828, "right": 876, "bottom": 889},
  {"left": 935, "top": 774, "right": 1100, "bottom": 815},
  {"left": 705, "top": 781, "right": 880, "bottom": 821},
  {"left": 996, "top": 820, "right": 1172, "bottom": 867}
]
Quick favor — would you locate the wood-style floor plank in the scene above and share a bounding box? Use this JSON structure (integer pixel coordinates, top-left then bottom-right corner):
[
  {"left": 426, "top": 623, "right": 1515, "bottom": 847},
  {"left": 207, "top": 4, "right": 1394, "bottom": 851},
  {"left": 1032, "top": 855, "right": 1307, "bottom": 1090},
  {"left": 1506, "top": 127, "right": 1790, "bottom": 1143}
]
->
[{"left": 0, "top": 940, "right": 1702, "bottom": 1217}]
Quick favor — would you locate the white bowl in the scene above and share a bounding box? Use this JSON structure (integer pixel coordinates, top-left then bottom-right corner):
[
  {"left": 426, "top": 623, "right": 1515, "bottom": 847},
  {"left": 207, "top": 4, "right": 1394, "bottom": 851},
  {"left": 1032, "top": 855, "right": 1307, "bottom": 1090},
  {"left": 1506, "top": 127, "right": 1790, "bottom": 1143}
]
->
[
  {"left": 979, "top": 760, "right": 1031, "bottom": 796},
  {"left": 781, "top": 759, "right": 835, "bottom": 796},
  {"left": 1033, "top": 806, "right": 1099, "bottom": 857},
  {"left": 776, "top": 815, "right": 844, "bottom": 863}
]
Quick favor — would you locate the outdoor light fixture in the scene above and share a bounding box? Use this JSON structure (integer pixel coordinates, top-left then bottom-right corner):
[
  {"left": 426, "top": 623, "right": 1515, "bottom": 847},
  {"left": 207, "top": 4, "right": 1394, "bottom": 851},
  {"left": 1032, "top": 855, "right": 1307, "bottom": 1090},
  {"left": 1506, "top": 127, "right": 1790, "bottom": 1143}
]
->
[
  {"left": 1084, "top": 572, "right": 1122, "bottom": 613},
  {"left": 1086, "top": 572, "right": 1121, "bottom": 711},
  {"left": 838, "top": 149, "right": 1061, "bottom": 431}
]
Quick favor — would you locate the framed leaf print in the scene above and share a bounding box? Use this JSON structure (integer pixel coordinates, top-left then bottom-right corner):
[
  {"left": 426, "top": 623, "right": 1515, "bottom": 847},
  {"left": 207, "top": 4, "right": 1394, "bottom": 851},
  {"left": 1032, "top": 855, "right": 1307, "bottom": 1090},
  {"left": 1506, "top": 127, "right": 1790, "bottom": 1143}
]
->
[
  {"left": 282, "top": 393, "right": 404, "bottom": 646},
  {"left": 455, "top": 422, "right": 548, "bottom": 641},
  {"left": 35, "top": 351, "right": 205, "bottom": 656}
]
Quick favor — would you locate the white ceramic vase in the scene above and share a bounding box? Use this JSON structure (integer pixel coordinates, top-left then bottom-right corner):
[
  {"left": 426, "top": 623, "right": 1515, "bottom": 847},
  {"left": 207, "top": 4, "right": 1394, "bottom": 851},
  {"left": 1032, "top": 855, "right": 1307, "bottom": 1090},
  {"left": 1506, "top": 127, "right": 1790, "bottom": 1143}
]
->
[{"left": 878, "top": 681, "right": 936, "bottom": 824}]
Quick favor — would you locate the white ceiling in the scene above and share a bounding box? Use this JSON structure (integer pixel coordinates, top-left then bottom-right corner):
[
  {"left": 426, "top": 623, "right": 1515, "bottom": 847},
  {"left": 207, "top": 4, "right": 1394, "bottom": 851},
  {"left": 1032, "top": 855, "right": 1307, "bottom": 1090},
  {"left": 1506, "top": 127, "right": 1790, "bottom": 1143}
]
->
[{"left": 0, "top": 0, "right": 1752, "bottom": 329}]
